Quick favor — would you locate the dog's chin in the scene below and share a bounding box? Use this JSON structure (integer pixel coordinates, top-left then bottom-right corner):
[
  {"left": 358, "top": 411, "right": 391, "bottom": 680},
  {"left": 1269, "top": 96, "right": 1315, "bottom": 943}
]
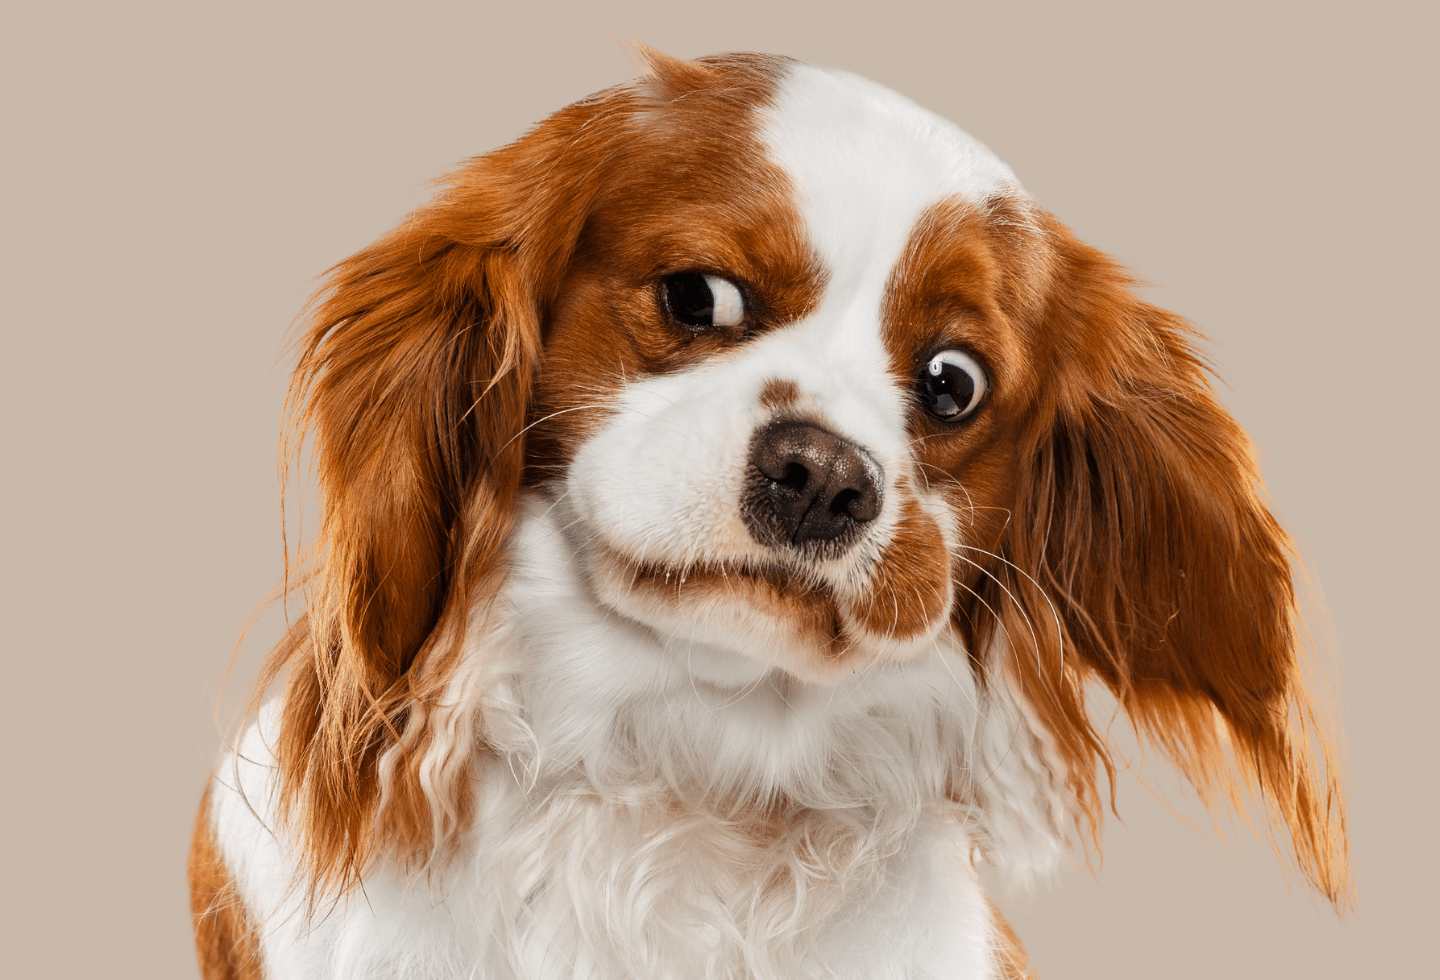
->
[{"left": 582, "top": 538, "right": 953, "bottom": 686}]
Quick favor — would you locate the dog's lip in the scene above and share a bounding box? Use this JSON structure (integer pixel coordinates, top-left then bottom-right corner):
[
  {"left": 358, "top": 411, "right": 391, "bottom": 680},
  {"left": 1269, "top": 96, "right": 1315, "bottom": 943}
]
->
[
  {"left": 583, "top": 535, "right": 954, "bottom": 675},
  {"left": 590, "top": 541, "right": 833, "bottom": 600},
  {"left": 587, "top": 541, "right": 859, "bottom": 668}
]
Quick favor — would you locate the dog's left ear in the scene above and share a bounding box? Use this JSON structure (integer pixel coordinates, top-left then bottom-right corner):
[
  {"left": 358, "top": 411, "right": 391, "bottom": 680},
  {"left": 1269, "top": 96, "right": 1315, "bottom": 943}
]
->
[
  {"left": 263, "top": 89, "right": 644, "bottom": 898},
  {"left": 988, "top": 215, "right": 1351, "bottom": 907}
]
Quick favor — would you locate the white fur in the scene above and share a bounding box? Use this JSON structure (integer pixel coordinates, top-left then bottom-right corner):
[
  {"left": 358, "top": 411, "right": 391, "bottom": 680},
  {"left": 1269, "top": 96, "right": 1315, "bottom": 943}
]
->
[
  {"left": 206, "top": 64, "right": 1066, "bottom": 979},
  {"left": 761, "top": 64, "right": 1019, "bottom": 279}
]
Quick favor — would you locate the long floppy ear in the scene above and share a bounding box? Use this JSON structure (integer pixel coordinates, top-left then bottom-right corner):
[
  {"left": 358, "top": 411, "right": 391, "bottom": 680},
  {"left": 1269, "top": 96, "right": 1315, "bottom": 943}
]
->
[
  {"left": 985, "top": 215, "right": 1350, "bottom": 907},
  {"left": 258, "top": 84, "right": 646, "bottom": 898}
]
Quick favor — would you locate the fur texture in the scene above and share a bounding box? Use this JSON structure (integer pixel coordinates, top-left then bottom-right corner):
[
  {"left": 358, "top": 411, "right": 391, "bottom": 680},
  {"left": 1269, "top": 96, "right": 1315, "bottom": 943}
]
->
[{"left": 191, "top": 50, "right": 1349, "bottom": 980}]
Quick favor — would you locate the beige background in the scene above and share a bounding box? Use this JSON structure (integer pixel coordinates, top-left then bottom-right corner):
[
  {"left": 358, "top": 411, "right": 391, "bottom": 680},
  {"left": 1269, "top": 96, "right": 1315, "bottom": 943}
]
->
[{"left": 4, "top": 1, "right": 1434, "bottom": 976}]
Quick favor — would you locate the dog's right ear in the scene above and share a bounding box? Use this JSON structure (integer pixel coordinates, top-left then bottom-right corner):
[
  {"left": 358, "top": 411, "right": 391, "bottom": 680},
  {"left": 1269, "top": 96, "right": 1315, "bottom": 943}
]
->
[
  {"left": 985, "top": 215, "right": 1349, "bottom": 907},
  {"left": 263, "top": 83, "right": 646, "bottom": 898}
]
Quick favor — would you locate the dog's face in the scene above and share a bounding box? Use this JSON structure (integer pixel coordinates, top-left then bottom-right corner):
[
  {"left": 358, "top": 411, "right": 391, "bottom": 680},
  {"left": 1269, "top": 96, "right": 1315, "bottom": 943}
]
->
[
  {"left": 273, "top": 51, "right": 1348, "bottom": 907},
  {"left": 530, "top": 65, "right": 1043, "bottom": 683}
]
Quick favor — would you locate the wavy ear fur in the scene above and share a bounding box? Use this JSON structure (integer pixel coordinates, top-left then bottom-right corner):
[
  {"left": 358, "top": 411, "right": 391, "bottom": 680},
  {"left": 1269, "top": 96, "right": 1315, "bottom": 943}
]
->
[
  {"left": 982, "top": 215, "right": 1351, "bottom": 907},
  {"left": 260, "top": 81, "right": 658, "bottom": 898}
]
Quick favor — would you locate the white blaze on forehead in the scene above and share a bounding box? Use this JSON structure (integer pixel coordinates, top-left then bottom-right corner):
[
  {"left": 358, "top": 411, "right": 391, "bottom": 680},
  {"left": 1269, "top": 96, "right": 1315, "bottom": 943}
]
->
[{"left": 762, "top": 64, "right": 1020, "bottom": 312}]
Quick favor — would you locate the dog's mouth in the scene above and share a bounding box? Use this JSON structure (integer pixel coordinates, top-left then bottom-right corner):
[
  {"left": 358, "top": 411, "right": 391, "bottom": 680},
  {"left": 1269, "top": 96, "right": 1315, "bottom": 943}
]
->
[
  {"left": 623, "top": 554, "right": 831, "bottom": 600},
  {"left": 628, "top": 553, "right": 848, "bottom": 647},
  {"left": 583, "top": 526, "right": 954, "bottom": 681}
]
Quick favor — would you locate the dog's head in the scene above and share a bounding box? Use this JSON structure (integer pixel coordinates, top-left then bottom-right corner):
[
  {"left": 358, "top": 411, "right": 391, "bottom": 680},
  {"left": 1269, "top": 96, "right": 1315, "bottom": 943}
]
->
[{"left": 267, "top": 51, "right": 1348, "bottom": 906}]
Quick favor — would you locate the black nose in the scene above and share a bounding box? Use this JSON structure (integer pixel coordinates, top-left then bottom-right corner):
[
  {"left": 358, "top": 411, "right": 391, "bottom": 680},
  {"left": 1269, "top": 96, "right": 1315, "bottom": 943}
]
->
[{"left": 742, "top": 421, "right": 883, "bottom": 554}]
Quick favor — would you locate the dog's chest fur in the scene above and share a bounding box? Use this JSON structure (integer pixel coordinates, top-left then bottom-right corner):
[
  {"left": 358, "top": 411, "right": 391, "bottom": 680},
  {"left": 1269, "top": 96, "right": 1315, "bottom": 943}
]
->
[{"left": 218, "top": 761, "right": 993, "bottom": 980}]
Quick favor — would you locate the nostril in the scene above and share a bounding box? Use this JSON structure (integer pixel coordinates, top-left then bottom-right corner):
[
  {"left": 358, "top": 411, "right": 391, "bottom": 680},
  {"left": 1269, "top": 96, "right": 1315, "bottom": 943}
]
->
[
  {"left": 837, "top": 481, "right": 881, "bottom": 523},
  {"left": 777, "top": 462, "right": 809, "bottom": 492}
]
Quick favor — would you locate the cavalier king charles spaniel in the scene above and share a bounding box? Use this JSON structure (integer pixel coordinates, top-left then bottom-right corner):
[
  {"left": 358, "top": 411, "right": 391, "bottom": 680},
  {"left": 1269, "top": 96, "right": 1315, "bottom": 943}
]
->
[{"left": 190, "top": 49, "right": 1350, "bottom": 980}]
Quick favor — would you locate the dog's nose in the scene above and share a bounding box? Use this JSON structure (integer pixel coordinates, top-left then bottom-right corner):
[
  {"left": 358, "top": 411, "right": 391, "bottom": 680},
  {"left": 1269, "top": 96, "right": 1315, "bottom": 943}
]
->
[{"left": 743, "top": 421, "right": 882, "bottom": 553}]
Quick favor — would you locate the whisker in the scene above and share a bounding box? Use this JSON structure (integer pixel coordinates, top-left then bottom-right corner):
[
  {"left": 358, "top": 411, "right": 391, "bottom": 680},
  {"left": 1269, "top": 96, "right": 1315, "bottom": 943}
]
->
[
  {"left": 497, "top": 404, "right": 609, "bottom": 455},
  {"left": 950, "top": 551, "right": 1046, "bottom": 681},
  {"left": 953, "top": 544, "right": 1066, "bottom": 675}
]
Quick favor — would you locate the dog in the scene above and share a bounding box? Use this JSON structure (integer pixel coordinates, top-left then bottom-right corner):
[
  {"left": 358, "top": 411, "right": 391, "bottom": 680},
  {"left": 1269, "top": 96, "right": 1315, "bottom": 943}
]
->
[{"left": 189, "top": 49, "right": 1350, "bottom": 979}]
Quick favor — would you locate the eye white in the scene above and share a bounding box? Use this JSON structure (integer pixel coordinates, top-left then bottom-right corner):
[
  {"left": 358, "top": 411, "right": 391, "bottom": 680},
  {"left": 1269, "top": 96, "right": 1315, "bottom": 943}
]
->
[{"left": 704, "top": 274, "right": 744, "bottom": 327}]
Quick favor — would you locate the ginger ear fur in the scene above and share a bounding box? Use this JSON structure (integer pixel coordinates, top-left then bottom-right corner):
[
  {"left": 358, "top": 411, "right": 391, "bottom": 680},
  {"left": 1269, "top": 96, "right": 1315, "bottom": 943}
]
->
[
  {"left": 972, "top": 214, "right": 1351, "bottom": 909},
  {"left": 256, "top": 89, "right": 645, "bottom": 900},
  {"left": 265, "top": 223, "right": 536, "bottom": 900}
]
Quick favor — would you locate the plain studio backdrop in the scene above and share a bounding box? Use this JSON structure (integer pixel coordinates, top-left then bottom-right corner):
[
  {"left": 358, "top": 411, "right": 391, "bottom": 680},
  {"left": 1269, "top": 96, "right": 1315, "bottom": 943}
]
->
[{"left": 3, "top": 1, "right": 1434, "bottom": 977}]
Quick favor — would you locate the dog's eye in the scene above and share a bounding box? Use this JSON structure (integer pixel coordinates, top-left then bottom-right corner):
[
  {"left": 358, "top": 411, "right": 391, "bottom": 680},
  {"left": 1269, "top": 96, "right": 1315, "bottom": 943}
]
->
[
  {"left": 916, "top": 349, "right": 988, "bottom": 422},
  {"left": 660, "top": 272, "right": 745, "bottom": 330}
]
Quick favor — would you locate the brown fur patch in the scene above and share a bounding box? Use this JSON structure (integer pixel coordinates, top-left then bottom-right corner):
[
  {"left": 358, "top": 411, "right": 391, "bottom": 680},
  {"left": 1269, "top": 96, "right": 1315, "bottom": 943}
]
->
[
  {"left": 189, "top": 782, "right": 264, "bottom": 980},
  {"left": 758, "top": 378, "right": 801, "bottom": 411},
  {"left": 880, "top": 196, "right": 1037, "bottom": 586}
]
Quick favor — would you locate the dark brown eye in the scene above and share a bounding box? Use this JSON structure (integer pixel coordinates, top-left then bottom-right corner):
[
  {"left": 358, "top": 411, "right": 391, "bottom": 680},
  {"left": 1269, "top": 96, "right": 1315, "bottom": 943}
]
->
[
  {"left": 915, "top": 349, "right": 987, "bottom": 422},
  {"left": 661, "top": 273, "right": 745, "bottom": 330}
]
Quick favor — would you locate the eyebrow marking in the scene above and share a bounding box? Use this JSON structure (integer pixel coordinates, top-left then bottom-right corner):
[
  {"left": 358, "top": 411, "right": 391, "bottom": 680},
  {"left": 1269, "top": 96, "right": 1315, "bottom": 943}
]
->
[{"left": 759, "top": 378, "right": 801, "bottom": 410}]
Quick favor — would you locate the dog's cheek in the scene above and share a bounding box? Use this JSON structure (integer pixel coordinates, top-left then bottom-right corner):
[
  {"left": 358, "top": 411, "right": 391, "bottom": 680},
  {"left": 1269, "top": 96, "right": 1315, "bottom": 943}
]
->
[
  {"left": 844, "top": 496, "right": 952, "bottom": 638},
  {"left": 918, "top": 427, "right": 1020, "bottom": 578},
  {"left": 564, "top": 368, "right": 768, "bottom": 565},
  {"left": 528, "top": 278, "right": 724, "bottom": 471},
  {"left": 526, "top": 294, "right": 635, "bottom": 480}
]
